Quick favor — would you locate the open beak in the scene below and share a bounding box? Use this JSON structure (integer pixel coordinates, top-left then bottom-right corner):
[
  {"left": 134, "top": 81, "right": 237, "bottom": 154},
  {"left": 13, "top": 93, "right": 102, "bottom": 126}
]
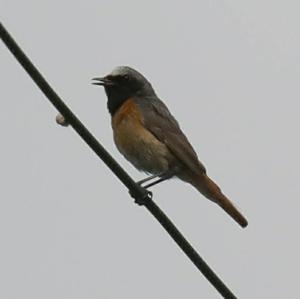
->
[{"left": 91, "top": 76, "right": 114, "bottom": 86}]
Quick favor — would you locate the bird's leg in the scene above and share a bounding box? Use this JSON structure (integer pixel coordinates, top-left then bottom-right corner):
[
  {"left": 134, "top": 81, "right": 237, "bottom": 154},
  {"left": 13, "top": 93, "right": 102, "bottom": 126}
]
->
[
  {"left": 142, "top": 174, "right": 171, "bottom": 189},
  {"left": 136, "top": 173, "right": 161, "bottom": 186},
  {"left": 141, "top": 167, "right": 180, "bottom": 189}
]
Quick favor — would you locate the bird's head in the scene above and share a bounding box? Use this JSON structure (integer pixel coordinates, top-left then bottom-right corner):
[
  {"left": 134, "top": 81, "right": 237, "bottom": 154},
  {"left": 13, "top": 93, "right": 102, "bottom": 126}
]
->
[{"left": 92, "top": 66, "right": 155, "bottom": 115}]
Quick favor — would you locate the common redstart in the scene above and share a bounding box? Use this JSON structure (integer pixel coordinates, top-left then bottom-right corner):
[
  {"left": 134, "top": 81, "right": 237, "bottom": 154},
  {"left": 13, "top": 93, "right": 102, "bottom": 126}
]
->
[{"left": 92, "top": 66, "right": 248, "bottom": 228}]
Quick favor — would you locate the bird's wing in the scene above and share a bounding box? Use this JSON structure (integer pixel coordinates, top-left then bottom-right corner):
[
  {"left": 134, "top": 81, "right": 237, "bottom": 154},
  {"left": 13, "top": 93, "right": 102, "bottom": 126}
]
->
[{"left": 136, "top": 97, "right": 206, "bottom": 175}]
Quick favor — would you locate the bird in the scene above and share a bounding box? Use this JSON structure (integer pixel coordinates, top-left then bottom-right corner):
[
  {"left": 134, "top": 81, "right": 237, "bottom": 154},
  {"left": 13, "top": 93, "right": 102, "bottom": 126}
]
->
[{"left": 92, "top": 66, "right": 248, "bottom": 228}]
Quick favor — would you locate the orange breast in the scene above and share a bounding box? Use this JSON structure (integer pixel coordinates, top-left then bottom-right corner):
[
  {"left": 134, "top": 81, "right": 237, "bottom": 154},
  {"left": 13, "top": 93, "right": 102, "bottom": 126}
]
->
[
  {"left": 112, "top": 98, "right": 146, "bottom": 154},
  {"left": 111, "top": 98, "right": 172, "bottom": 173},
  {"left": 112, "top": 98, "right": 141, "bottom": 128}
]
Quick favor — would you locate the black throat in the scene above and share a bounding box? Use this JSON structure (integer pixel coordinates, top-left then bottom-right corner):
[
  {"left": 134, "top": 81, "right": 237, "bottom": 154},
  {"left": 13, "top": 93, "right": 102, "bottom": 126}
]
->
[
  {"left": 104, "top": 81, "right": 155, "bottom": 115},
  {"left": 104, "top": 86, "right": 131, "bottom": 116}
]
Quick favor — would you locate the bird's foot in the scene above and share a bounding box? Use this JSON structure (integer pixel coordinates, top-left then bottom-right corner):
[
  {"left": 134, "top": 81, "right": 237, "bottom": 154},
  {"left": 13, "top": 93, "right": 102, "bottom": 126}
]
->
[{"left": 129, "top": 188, "right": 153, "bottom": 206}]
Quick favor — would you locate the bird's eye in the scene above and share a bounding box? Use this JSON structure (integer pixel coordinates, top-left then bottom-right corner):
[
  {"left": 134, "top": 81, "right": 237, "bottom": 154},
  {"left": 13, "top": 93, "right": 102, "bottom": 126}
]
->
[{"left": 123, "top": 74, "right": 129, "bottom": 80}]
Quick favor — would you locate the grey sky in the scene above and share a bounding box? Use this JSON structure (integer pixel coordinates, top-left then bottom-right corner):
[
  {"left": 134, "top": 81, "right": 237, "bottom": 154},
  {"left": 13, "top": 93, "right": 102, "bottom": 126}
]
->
[{"left": 1, "top": 1, "right": 300, "bottom": 298}]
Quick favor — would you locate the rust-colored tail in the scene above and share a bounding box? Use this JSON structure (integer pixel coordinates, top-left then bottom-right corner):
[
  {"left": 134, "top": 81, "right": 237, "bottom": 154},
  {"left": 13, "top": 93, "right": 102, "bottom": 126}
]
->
[{"left": 191, "top": 174, "right": 248, "bottom": 228}]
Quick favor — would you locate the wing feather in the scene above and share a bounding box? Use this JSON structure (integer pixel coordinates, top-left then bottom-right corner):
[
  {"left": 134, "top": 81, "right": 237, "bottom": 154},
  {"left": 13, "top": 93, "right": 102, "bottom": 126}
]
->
[{"left": 136, "top": 97, "right": 206, "bottom": 175}]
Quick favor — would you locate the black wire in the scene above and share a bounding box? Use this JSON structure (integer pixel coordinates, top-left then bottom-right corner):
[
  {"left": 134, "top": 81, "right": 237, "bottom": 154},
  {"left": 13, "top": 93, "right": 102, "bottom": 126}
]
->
[{"left": 1, "top": 22, "right": 238, "bottom": 299}]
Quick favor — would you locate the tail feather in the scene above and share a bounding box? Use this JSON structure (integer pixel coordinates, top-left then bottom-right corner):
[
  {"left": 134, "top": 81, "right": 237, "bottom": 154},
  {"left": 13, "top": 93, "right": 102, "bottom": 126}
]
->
[
  {"left": 216, "top": 192, "right": 248, "bottom": 228},
  {"left": 192, "top": 174, "right": 248, "bottom": 228}
]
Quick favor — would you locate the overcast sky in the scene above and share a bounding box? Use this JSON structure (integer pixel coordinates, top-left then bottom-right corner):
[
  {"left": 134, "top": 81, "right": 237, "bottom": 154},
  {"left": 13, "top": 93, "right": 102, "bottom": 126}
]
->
[{"left": 1, "top": 1, "right": 300, "bottom": 298}]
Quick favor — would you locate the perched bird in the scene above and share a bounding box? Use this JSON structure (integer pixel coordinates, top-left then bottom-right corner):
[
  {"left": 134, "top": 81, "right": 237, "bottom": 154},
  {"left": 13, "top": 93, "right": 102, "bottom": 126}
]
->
[{"left": 92, "top": 66, "right": 248, "bottom": 228}]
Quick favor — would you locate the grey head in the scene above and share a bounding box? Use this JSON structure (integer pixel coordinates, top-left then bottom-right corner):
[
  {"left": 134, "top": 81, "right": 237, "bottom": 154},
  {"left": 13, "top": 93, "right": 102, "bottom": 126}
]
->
[{"left": 92, "top": 66, "right": 156, "bottom": 115}]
